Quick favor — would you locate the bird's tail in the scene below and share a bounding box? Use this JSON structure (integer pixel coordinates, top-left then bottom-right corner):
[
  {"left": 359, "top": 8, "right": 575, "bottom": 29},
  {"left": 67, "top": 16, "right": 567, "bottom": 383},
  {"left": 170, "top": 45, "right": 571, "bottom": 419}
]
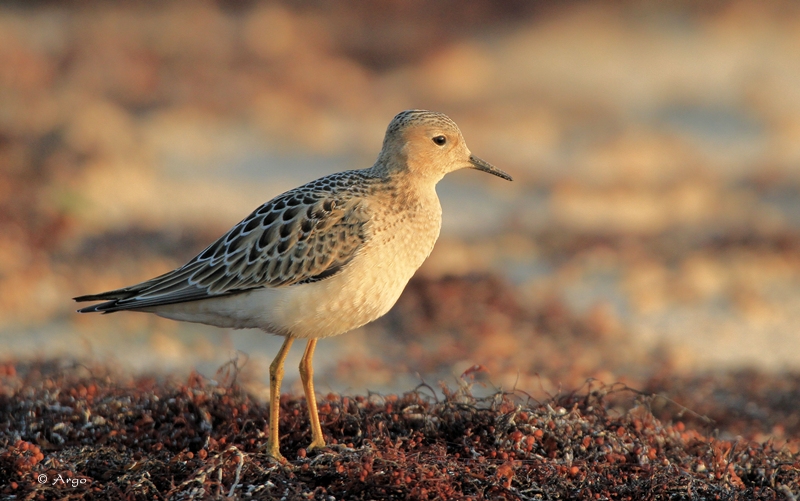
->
[{"left": 74, "top": 288, "right": 138, "bottom": 313}]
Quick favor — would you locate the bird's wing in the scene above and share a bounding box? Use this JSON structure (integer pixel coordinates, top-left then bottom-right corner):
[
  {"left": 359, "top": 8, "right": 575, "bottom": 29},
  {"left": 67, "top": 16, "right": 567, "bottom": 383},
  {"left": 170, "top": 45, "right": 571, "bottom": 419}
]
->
[{"left": 75, "top": 187, "right": 371, "bottom": 313}]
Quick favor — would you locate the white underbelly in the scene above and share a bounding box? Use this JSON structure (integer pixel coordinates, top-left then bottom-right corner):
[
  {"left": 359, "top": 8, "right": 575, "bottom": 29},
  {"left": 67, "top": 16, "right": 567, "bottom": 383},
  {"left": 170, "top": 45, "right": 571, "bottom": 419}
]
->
[{"left": 150, "top": 207, "right": 441, "bottom": 338}]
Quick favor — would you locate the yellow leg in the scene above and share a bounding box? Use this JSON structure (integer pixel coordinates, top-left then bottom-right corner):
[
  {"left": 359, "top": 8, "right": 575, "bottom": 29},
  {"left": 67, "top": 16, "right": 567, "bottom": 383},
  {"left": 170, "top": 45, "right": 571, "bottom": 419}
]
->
[
  {"left": 299, "top": 339, "right": 326, "bottom": 451},
  {"left": 266, "top": 336, "right": 293, "bottom": 462}
]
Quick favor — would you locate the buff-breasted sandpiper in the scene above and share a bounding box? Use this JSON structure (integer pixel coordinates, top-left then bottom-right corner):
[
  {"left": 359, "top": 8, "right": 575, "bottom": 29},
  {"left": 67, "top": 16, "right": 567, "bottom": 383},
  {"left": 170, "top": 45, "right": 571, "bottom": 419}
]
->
[{"left": 74, "top": 109, "right": 512, "bottom": 462}]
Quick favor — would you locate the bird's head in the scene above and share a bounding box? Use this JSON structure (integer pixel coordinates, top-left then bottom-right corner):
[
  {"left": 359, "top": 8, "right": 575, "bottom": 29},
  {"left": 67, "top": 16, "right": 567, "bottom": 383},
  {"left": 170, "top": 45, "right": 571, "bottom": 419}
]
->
[{"left": 376, "top": 109, "right": 512, "bottom": 183}]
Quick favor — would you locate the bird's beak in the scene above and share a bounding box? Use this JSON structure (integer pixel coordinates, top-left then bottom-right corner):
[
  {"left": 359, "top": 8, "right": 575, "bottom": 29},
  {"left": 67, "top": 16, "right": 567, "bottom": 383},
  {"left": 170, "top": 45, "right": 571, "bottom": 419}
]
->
[{"left": 469, "top": 155, "right": 513, "bottom": 181}]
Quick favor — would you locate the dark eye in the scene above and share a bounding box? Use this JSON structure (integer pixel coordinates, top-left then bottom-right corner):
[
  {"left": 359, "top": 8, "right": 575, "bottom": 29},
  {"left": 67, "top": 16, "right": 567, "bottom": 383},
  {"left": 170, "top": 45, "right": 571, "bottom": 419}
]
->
[{"left": 432, "top": 135, "right": 447, "bottom": 146}]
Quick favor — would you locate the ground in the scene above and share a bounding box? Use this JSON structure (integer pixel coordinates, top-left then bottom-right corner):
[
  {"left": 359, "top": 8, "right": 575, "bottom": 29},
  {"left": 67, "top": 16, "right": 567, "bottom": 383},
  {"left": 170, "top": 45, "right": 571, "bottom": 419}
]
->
[{"left": 1, "top": 352, "right": 798, "bottom": 499}]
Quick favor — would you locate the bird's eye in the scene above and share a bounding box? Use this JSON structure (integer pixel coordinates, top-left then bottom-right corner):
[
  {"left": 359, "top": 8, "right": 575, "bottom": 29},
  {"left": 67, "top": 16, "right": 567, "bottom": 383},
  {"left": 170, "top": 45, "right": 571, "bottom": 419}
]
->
[{"left": 432, "top": 135, "right": 447, "bottom": 146}]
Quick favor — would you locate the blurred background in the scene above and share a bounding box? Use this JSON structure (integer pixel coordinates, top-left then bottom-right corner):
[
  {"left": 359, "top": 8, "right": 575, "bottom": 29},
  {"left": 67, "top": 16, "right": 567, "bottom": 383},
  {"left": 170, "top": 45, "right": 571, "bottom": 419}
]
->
[{"left": 1, "top": 0, "right": 799, "bottom": 401}]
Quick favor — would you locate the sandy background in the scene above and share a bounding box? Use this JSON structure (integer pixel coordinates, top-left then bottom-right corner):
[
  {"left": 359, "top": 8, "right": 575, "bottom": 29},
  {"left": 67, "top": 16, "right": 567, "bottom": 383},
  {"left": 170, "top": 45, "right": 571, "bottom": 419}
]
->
[{"left": 1, "top": 0, "right": 799, "bottom": 399}]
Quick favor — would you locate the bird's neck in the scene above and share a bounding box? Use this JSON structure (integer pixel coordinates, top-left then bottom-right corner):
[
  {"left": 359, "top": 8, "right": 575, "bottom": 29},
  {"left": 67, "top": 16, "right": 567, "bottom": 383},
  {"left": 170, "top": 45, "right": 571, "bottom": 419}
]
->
[{"left": 368, "top": 156, "right": 445, "bottom": 188}]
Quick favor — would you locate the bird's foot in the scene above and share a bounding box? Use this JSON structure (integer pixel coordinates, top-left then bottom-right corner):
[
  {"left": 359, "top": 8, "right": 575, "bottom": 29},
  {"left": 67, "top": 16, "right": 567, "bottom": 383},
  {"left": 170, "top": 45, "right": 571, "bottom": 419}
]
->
[
  {"left": 306, "top": 438, "right": 326, "bottom": 452},
  {"left": 261, "top": 442, "right": 287, "bottom": 464}
]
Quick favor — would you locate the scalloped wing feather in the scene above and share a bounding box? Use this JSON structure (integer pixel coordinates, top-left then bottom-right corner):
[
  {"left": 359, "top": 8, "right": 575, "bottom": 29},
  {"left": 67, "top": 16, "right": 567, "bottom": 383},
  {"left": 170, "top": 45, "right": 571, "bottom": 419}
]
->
[{"left": 75, "top": 173, "right": 375, "bottom": 313}]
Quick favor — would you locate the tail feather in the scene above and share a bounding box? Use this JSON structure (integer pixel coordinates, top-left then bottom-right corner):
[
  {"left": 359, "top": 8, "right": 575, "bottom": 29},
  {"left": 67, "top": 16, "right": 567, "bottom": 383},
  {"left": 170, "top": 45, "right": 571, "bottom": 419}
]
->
[
  {"left": 74, "top": 287, "right": 140, "bottom": 314},
  {"left": 75, "top": 300, "right": 123, "bottom": 314},
  {"left": 74, "top": 290, "right": 130, "bottom": 303}
]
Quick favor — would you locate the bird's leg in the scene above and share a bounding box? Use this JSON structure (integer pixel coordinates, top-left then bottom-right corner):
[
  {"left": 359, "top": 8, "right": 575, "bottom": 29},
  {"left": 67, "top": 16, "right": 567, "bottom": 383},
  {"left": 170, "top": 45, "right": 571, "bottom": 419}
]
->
[
  {"left": 266, "top": 336, "right": 294, "bottom": 462},
  {"left": 299, "top": 339, "right": 326, "bottom": 451}
]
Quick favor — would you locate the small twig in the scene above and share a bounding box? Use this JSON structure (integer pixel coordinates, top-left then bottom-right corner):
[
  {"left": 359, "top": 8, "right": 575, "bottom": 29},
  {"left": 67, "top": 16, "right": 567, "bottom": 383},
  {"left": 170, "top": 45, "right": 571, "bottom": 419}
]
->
[
  {"left": 228, "top": 446, "right": 245, "bottom": 498},
  {"left": 592, "top": 380, "right": 714, "bottom": 427},
  {"left": 414, "top": 376, "right": 440, "bottom": 403}
]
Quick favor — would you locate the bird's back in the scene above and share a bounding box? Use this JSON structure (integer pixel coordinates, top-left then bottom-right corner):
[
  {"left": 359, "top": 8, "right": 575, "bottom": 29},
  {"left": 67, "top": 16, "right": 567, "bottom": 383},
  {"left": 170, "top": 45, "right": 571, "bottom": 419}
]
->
[{"left": 75, "top": 169, "right": 383, "bottom": 313}]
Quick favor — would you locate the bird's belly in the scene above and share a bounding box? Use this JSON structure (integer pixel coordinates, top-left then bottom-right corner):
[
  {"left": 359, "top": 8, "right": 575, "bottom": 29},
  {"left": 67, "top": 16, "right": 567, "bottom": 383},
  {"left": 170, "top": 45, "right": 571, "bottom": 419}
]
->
[
  {"left": 151, "top": 213, "right": 441, "bottom": 338},
  {"left": 269, "top": 218, "right": 440, "bottom": 338}
]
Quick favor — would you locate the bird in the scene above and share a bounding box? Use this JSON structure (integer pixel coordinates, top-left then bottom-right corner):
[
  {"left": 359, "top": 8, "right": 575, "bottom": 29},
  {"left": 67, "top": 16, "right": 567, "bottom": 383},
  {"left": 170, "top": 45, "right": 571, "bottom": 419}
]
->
[{"left": 74, "top": 109, "right": 512, "bottom": 462}]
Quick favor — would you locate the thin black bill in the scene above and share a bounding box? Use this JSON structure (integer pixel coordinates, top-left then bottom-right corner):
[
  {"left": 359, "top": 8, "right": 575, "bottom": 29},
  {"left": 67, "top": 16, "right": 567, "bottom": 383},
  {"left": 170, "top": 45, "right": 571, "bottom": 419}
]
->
[{"left": 469, "top": 155, "right": 513, "bottom": 181}]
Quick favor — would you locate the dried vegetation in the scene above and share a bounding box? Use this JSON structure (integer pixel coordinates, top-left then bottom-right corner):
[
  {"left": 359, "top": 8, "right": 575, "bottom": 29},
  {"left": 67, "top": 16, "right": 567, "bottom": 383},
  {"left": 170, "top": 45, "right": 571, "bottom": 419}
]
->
[{"left": 1, "top": 361, "right": 798, "bottom": 500}]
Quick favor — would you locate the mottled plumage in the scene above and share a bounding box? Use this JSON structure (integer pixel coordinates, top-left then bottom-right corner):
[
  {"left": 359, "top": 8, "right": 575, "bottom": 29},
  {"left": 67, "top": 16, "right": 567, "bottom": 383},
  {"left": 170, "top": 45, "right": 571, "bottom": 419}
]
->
[
  {"left": 76, "top": 171, "right": 381, "bottom": 312},
  {"left": 75, "top": 109, "right": 512, "bottom": 462}
]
